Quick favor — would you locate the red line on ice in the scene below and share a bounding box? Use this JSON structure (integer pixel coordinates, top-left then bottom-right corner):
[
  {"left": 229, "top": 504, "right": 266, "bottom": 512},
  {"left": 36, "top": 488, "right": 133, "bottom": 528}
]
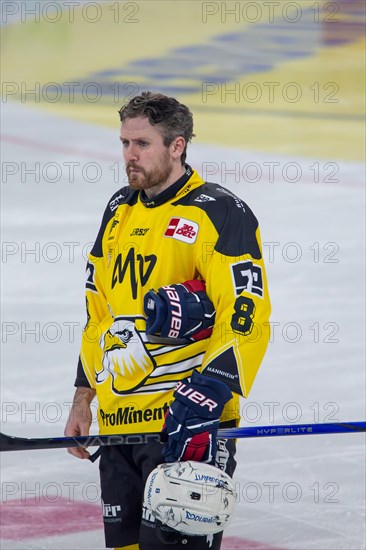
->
[
  {"left": 222, "top": 537, "right": 286, "bottom": 549},
  {"left": 0, "top": 499, "right": 286, "bottom": 548},
  {"left": 0, "top": 497, "right": 103, "bottom": 540},
  {"left": 2, "top": 134, "right": 119, "bottom": 162}
]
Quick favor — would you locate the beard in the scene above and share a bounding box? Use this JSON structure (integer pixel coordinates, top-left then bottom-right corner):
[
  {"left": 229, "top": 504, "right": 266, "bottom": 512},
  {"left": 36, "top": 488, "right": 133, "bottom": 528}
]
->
[{"left": 126, "top": 152, "right": 173, "bottom": 192}]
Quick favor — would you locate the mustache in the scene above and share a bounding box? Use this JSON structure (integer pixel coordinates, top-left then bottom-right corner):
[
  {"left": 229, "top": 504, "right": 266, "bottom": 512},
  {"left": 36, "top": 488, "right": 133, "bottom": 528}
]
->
[{"left": 126, "top": 163, "right": 145, "bottom": 174}]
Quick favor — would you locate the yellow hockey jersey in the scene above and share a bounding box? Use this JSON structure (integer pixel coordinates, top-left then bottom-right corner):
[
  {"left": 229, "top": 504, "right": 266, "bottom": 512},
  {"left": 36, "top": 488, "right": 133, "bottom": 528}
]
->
[{"left": 75, "top": 166, "right": 271, "bottom": 434}]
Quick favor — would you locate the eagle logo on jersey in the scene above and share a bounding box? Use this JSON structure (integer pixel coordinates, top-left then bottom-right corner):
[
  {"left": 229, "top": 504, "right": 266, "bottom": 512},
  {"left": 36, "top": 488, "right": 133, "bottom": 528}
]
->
[{"left": 96, "top": 318, "right": 156, "bottom": 394}]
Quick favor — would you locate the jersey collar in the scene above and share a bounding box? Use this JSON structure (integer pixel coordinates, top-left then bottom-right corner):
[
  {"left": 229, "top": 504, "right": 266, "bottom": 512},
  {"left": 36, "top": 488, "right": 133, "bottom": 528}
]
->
[{"left": 139, "top": 165, "right": 193, "bottom": 208}]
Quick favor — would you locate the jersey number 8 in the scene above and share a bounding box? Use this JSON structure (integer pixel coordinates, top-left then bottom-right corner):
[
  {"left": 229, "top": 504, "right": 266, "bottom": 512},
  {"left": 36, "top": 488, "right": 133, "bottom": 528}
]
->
[{"left": 231, "top": 296, "right": 255, "bottom": 335}]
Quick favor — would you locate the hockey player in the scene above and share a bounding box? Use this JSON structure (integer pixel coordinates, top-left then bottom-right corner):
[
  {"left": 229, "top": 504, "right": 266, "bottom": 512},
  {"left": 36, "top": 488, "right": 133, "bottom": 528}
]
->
[{"left": 64, "top": 92, "right": 271, "bottom": 550}]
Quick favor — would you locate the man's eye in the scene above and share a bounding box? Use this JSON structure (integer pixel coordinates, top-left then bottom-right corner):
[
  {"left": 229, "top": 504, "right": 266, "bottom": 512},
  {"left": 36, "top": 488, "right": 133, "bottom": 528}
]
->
[{"left": 139, "top": 141, "right": 148, "bottom": 147}]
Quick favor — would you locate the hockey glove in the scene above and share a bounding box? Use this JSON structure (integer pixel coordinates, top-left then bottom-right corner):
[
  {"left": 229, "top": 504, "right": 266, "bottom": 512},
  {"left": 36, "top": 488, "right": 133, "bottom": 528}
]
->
[
  {"left": 162, "top": 370, "right": 232, "bottom": 464},
  {"left": 144, "top": 280, "right": 215, "bottom": 341}
]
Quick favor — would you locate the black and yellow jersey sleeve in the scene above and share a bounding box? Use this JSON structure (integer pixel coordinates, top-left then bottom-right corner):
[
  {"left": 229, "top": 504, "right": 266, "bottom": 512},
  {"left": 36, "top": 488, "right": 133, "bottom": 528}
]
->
[
  {"left": 180, "top": 185, "right": 271, "bottom": 397},
  {"left": 75, "top": 167, "right": 271, "bottom": 434}
]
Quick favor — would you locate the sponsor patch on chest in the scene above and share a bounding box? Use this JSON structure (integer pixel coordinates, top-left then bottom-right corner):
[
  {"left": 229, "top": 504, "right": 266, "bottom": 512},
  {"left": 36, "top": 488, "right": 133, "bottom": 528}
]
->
[{"left": 164, "top": 217, "right": 199, "bottom": 244}]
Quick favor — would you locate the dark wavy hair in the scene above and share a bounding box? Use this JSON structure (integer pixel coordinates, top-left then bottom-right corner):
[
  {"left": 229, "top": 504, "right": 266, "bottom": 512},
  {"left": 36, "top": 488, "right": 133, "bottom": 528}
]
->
[{"left": 118, "top": 92, "right": 195, "bottom": 165}]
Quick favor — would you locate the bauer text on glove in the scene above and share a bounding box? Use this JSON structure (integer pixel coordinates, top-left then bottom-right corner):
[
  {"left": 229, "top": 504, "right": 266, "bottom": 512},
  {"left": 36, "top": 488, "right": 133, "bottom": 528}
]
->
[{"left": 162, "top": 370, "right": 232, "bottom": 463}]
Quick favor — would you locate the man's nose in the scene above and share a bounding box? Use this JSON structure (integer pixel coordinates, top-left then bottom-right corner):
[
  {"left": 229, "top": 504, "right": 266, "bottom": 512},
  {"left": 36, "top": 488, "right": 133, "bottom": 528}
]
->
[{"left": 124, "top": 144, "right": 138, "bottom": 162}]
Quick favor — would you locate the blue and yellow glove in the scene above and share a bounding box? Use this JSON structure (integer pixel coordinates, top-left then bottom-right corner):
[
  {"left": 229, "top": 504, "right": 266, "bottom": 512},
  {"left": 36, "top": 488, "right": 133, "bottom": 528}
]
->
[
  {"left": 162, "top": 371, "right": 232, "bottom": 464},
  {"left": 144, "top": 280, "right": 215, "bottom": 341}
]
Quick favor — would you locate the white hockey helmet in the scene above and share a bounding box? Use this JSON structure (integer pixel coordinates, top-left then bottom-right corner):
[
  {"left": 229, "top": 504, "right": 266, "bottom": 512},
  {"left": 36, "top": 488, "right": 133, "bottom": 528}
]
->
[{"left": 144, "top": 461, "right": 236, "bottom": 536}]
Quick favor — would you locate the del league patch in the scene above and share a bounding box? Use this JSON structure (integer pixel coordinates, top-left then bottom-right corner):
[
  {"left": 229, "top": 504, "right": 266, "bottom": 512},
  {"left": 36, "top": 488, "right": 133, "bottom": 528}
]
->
[{"left": 164, "top": 217, "right": 199, "bottom": 243}]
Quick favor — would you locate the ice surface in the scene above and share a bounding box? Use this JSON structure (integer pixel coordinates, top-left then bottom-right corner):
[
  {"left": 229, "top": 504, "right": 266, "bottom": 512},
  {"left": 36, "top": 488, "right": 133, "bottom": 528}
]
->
[{"left": 1, "top": 102, "right": 365, "bottom": 549}]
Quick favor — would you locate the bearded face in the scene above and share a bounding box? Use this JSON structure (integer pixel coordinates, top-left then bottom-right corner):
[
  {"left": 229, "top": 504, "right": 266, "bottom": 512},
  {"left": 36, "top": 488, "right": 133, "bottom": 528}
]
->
[
  {"left": 125, "top": 148, "right": 173, "bottom": 192},
  {"left": 120, "top": 117, "right": 186, "bottom": 198}
]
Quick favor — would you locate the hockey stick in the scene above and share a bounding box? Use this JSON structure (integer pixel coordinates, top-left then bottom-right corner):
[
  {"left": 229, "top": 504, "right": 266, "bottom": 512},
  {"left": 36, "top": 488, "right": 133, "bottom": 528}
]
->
[{"left": 1, "top": 421, "right": 365, "bottom": 452}]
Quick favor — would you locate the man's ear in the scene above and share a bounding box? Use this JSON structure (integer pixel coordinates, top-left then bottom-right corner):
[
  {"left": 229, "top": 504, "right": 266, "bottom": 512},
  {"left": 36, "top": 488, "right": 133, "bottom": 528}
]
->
[{"left": 170, "top": 136, "right": 186, "bottom": 160}]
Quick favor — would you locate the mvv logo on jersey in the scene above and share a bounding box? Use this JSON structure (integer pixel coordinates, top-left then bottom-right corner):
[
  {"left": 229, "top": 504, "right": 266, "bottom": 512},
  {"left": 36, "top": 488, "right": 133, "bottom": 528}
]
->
[{"left": 164, "top": 217, "right": 199, "bottom": 244}]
